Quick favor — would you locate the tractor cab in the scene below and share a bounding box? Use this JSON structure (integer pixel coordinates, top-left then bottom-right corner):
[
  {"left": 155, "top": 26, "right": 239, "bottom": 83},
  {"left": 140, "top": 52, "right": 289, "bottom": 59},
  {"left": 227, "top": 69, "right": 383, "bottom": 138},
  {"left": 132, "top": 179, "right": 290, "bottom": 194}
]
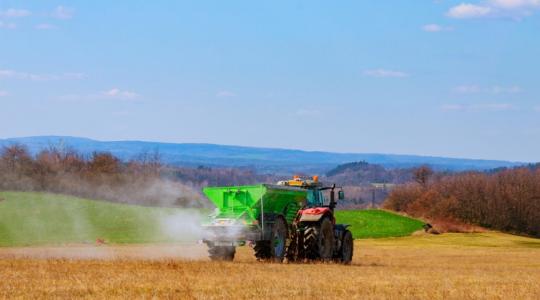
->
[{"left": 277, "top": 175, "right": 344, "bottom": 209}]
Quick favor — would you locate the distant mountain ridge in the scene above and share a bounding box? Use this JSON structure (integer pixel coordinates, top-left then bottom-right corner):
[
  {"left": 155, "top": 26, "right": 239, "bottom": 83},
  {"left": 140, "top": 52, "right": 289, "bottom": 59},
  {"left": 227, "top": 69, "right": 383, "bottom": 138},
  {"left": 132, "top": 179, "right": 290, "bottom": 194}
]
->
[{"left": 0, "top": 136, "right": 527, "bottom": 174}]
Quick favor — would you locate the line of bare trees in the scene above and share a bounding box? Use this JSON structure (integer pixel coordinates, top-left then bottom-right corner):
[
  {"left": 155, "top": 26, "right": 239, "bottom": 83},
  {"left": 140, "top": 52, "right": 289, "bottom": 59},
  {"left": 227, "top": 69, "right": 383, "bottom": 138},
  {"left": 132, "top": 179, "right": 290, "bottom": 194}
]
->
[
  {"left": 384, "top": 166, "right": 540, "bottom": 237},
  {"left": 0, "top": 144, "right": 205, "bottom": 207}
]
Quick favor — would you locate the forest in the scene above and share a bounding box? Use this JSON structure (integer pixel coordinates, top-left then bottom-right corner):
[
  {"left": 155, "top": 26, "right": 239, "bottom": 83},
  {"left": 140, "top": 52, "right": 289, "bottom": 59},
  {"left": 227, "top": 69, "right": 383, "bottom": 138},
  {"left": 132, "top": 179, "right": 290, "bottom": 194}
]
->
[{"left": 384, "top": 166, "right": 540, "bottom": 237}]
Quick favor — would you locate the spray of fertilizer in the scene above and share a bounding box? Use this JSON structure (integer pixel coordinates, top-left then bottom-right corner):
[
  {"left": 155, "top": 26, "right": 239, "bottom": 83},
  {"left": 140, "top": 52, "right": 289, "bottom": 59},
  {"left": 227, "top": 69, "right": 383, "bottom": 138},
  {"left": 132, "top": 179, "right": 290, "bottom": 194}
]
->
[{"left": 0, "top": 179, "right": 217, "bottom": 260}]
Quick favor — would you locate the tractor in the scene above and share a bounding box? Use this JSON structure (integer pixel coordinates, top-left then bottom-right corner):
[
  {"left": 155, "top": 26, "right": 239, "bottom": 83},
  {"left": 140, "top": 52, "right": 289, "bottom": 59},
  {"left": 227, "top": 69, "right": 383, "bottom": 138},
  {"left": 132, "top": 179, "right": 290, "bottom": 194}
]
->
[{"left": 201, "top": 176, "right": 353, "bottom": 264}]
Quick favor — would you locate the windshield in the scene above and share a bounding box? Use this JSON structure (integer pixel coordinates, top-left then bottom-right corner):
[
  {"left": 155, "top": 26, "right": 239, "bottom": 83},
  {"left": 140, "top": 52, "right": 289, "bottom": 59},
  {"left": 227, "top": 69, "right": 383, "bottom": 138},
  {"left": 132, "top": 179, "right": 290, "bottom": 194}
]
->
[{"left": 306, "top": 190, "right": 326, "bottom": 207}]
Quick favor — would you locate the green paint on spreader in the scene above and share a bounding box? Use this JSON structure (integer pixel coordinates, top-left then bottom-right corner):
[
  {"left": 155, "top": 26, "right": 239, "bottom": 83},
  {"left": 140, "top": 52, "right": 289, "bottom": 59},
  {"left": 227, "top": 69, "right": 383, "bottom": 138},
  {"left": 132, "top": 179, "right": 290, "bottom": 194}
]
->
[{"left": 203, "top": 184, "right": 308, "bottom": 226}]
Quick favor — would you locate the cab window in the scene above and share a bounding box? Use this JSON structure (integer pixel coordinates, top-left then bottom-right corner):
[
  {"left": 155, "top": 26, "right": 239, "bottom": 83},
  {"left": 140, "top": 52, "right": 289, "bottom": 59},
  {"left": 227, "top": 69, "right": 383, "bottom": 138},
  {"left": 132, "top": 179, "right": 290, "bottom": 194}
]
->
[{"left": 306, "top": 190, "right": 324, "bottom": 207}]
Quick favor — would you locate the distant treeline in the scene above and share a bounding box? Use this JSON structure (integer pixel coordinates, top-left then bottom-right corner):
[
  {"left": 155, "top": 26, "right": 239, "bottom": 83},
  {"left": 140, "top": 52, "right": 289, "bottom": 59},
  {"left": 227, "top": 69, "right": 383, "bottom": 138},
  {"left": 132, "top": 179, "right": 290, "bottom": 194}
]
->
[
  {"left": 0, "top": 144, "right": 297, "bottom": 207},
  {"left": 0, "top": 144, "right": 207, "bottom": 207},
  {"left": 384, "top": 166, "right": 540, "bottom": 237}
]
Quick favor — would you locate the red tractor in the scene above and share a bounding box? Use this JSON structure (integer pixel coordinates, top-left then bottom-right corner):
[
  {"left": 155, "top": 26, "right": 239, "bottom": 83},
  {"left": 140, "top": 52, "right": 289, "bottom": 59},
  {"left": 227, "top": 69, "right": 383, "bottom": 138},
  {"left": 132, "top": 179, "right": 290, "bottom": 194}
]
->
[{"left": 282, "top": 176, "right": 354, "bottom": 264}]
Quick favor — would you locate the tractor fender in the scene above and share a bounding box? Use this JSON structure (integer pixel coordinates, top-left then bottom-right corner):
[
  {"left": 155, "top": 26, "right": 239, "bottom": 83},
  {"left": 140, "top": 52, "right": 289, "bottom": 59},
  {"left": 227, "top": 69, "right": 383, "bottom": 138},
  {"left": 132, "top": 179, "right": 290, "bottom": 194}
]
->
[{"left": 298, "top": 207, "right": 332, "bottom": 223}]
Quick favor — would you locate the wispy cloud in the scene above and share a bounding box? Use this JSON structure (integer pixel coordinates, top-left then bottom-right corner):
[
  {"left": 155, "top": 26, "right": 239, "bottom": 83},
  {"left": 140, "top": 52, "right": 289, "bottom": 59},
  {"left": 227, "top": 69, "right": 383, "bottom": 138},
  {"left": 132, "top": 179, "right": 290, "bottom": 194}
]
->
[
  {"left": 447, "top": 3, "right": 493, "bottom": 18},
  {"left": 454, "top": 85, "right": 482, "bottom": 94},
  {"left": 363, "top": 69, "right": 409, "bottom": 78},
  {"left": 0, "top": 21, "right": 17, "bottom": 29},
  {"left": 0, "top": 90, "right": 8, "bottom": 97},
  {"left": 442, "top": 103, "right": 516, "bottom": 112},
  {"left": 216, "top": 90, "right": 236, "bottom": 98},
  {"left": 490, "top": 85, "right": 522, "bottom": 94},
  {"left": 35, "top": 23, "right": 57, "bottom": 30},
  {"left": 0, "top": 8, "right": 31, "bottom": 18},
  {"left": 60, "top": 88, "right": 141, "bottom": 102},
  {"left": 0, "top": 7, "right": 72, "bottom": 30},
  {"left": 422, "top": 24, "right": 453, "bottom": 32},
  {"left": 0, "top": 69, "right": 84, "bottom": 81},
  {"left": 447, "top": 0, "right": 540, "bottom": 19},
  {"left": 102, "top": 88, "right": 139, "bottom": 100},
  {"left": 454, "top": 85, "right": 522, "bottom": 94},
  {"left": 51, "top": 6, "right": 74, "bottom": 20}
]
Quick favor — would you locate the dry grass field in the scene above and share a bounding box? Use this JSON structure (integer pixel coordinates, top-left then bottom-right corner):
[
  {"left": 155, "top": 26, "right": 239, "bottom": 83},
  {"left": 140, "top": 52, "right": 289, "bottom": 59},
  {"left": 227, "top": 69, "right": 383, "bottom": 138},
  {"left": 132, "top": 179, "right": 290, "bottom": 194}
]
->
[{"left": 0, "top": 232, "right": 539, "bottom": 299}]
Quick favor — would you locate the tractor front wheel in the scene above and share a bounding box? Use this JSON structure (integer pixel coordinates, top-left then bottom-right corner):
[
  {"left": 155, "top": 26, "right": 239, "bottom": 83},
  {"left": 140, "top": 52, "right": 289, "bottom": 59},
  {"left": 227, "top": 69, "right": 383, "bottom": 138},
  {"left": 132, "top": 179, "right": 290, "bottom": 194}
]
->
[{"left": 340, "top": 230, "right": 353, "bottom": 264}]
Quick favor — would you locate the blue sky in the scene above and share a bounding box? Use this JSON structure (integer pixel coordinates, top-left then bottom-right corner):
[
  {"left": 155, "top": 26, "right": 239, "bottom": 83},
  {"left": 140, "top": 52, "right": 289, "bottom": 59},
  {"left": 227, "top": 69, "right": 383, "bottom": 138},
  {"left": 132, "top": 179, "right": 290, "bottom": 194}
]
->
[{"left": 1, "top": 1, "right": 539, "bottom": 162}]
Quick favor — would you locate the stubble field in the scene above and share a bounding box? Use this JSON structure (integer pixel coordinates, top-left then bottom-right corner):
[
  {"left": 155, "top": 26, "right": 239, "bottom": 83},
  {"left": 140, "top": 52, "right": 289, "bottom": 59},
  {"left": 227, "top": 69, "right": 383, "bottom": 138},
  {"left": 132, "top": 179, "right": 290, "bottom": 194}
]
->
[{"left": 1, "top": 233, "right": 539, "bottom": 299}]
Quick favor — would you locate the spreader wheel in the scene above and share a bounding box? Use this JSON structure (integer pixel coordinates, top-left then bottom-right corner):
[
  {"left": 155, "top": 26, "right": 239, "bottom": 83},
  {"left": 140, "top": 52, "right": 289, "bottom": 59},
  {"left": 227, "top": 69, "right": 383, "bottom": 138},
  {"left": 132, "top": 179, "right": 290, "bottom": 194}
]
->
[
  {"left": 254, "top": 241, "right": 272, "bottom": 260},
  {"left": 208, "top": 245, "right": 236, "bottom": 261}
]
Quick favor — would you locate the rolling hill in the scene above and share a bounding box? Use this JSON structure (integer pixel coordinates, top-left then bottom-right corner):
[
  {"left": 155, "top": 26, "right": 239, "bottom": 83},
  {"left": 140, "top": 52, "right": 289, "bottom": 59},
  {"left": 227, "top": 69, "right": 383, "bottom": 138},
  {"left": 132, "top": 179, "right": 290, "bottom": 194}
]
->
[
  {"left": 0, "top": 191, "right": 202, "bottom": 246},
  {"left": 0, "top": 136, "right": 526, "bottom": 174},
  {"left": 335, "top": 209, "right": 425, "bottom": 238}
]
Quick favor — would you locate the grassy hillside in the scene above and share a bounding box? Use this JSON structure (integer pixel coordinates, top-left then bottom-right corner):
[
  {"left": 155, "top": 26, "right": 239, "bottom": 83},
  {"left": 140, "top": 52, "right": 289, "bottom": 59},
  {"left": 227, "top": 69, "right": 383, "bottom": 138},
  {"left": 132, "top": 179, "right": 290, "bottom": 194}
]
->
[
  {"left": 0, "top": 192, "right": 425, "bottom": 246},
  {"left": 335, "top": 209, "right": 425, "bottom": 238},
  {"left": 0, "top": 191, "right": 201, "bottom": 247}
]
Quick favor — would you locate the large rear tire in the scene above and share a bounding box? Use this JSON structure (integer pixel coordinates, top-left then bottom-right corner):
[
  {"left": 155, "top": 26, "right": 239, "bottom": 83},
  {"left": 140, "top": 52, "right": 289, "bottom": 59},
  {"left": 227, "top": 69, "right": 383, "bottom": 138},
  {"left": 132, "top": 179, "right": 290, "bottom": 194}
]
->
[
  {"left": 208, "top": 245, "right": 236, "bottom": 261},
  {"left": 303, "top": 225, "right": 318, "bottom": 259},
  {"left": 303, "top": 217, "right": 334, "bottom": 261},
  {"left": 318, "top": 217, "right": 334, "bottom": 260}
]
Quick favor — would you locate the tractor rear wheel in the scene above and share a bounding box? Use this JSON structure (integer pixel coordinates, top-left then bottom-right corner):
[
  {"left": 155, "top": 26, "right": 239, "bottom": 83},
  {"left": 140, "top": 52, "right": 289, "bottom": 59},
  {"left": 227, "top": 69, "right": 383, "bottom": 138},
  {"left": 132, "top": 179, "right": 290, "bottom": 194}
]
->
[
  {"left": 318, "top": 217, "right": 335, "bottom": 260},
  {"left": 303, "top": 217, "right": 334, "bottom": 260},
  {"left": 208, "top": 245, "right": 236, "bottom": 261},
  {"left": 340, "top": 230, "right": 353, "bottom": 264},
  {"left": 271, "top": 217, "right": 288, "bottom": 262},
  {"left": 303, "top": 225, "right": 318, "bottom": 259}
]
